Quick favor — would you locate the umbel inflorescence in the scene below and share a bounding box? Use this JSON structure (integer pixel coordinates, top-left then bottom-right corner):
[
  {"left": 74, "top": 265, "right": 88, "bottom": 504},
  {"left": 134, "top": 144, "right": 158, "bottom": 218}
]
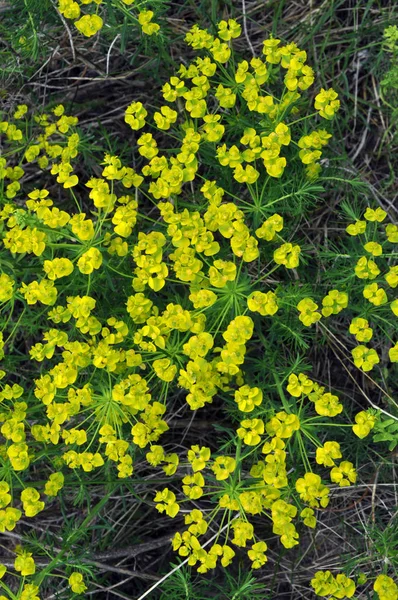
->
[{"left": 0, "top": 18, "right": 397, "bottom": 599}]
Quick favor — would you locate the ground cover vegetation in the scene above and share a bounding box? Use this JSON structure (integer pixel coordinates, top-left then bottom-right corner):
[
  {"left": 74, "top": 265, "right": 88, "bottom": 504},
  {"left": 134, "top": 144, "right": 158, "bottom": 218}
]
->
[{"left": 0, "top": 0, "right": 398, "bottom": 598}]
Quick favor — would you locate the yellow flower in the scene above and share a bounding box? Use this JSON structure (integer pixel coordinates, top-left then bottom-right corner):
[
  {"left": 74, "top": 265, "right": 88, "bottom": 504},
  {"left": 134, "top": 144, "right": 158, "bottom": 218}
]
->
[
  {"left": 0, "top": 273, "right": 14, "bottom": 302},
  {"left": 389, "top": 342, "right": 398, "bottom": 362},
  {"left": 363, "top": 283, "right": 387, "bottom": 306},
  {"left": 75, "top": 14, "right": 103, "bottom": 37},
  {"left": 255, "top": 213, "right": 283, "bottom": 241},
  {"left": 234, "top": 385, "right": 263, "bottom": 412},
  {"left": 297, "top": 298, "right": 321, "bottom": 326},
  {"left": 218, "top": 18, "right": 241, "bottom": 41},
  {"left": 69, "top": 213, "right": 95, "bottom": 241},
  {"left": 364, "top": 241, "right": 383, "bottom": 256},
  {"left": 364, "top": 207, "right": 387, "bottom": 222},
  {"left": 352, "top": 345, "right": 380, "bottom": 371},
  {"left": 53, "top": 104, "right": 64, "bottom": 117},
  {"left": 233, "top": 164, "right": 259, "bottom": 184},
  {"left": 43, "top": 257, "right": 74, "bottom": 280},
  {"left": 274, "top": 243, "right": 300, "bottom": 268},
  {"left": 187, "top": 445, "right": 211, "bottom": 472},
  {"left": 211, "top": 456, "right": 236, "bottom": 480},
  {"left": 154, "top": 106, "right": 177, "bottom": 130},
  {"left": 209, "top": 259, "right": 236, "bottom": 288},
  {"left": 314, "top": 88, "right": 340, "bottom": 119},
  {"left": 321, "top": 289, "right": 348, "bottom": 317},
  {"left": 346, "top": 220, "right": 366, "bottom": 236},
  {"left": 374, "top": 574, "right": 398, "bottom": 600},
  {"left": 334, "top": 574, "right": 356, "bottom": 598},
  {"left": 311, "top": 571, "right": 356, "bottom": 598},
  {"left": 202, "top": 114, "right": 225, "bottom": 142},
  {"left": 311, "top": 571, "right": 337, "bottom": 597},
  {"left": 118, "top": 455, "right": 133, "bottom": 478},
  {"left": 146, "top": 445, "right": 165, "bottom": 467},
  {"left": 125, "top": 102, "right": 147, "bottom": 130},
  {"left": 352, "top": 411, "right": 376, "bottom": 439},
  {"left": 222, "top": 316, "right": 254, "bottom": 344},
  {"left": 59, "top": 0, "right": 80, "bottom": 19},
  {"left": 126, "top": 293, "right": 153, "bottom": 324},
  {"left": 182, "top": 472, "right": 205, "bottom": 499},
  {"left": 262, "top": 38, "right": 281, "bottom": 64},
  {"left": 330, "top": 460, "right": 357, "bottom": 487},
  {"left": 315, "top": 441, "right": 342, "bottom": 467},
  {"left": 184, "top": 511, "right": 207, "bottom": 539},
  {"left": 239, "top": 490, "right": 262, "bottom": 515},
  {"left": 69, "top": 572, "right": 87, "bottom": 594},
  {"left": 297, "top": 129, "right": 329, "bottom": 163},
  {"left": 44, "top": 472, "right": 65, "bottom": 496},
  {"left": 13, "top": 104, "right": 28, "bottom": 119},
  {"left": 266, "top": 412, "right": 300, "bottom": 438},
  {"left": 217, "top": 143, "right": 242, "bottom": 167},
  {"left": 154, "top": 488, "right": 180, "bottom": 517},
  {"left": 0, "top": 483, "right": 11, "bottom": 509},
  {"left": 14, "top": 550, "right": 35, "bottom": 576},
  {"left": 248, "top": 541, "right": 267, "bottom": 569},
  {"left": 237, "top": 418, "right": 264, "bottom": 445},
  {"left": 153, "top": 358, "right": 177, "bottom": 382},
  {"left": 295, "top": 472, "right": 329, "bottom": 508},
  {"left": 77, "top": 247, "right": 103, "bottom": 274},
  {"left": 231, "top": 519, "right": 254, "bottom": 547},
  {"left": 314, "top": 393, "right": 343, "bottom": 417},
  {"left": 247, "top": 290, "right": 278, "bottom": 316},
  {"left": 138, "top": 10, "right": 160, "bottom": 35},
  {"left": 286, "top": 373, "right": 314, "bottom": 397},
  {"left": 20, "top": 487, "right": 45, "bottom": 517},
  {"left": 210, "top": 38, "right": 231, "bottom": 63},
  {"left": 349, "top": 317, "right": 373, "bottom": 342},
  {"left": 0, "top": 507, "right": 22, "bottom": 532},
  {"left": 7, "top": 442, "right": 30, "bottom": 470},
  {"left": 183, "top": 332, "right": 214, "bottom": 360},
  {"left": 300, "top": 507, "right": 316, "bottom": 528},
  {"left": 354, "top": 256, "right": 380, "bottom": 280},
  {"left": 386, "top": 223, "right": 398, "bottom": 243},
  {"left": 263, "top": 155, "right": 286, "bottom": 178}
]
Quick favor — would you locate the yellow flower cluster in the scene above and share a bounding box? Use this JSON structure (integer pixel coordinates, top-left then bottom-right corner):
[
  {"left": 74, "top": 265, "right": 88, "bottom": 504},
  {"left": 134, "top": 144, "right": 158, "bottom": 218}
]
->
[
  {"left": 311, "top": 571, "right": 398, "bottom": 600},
  {"left": 311, "top": 570, "right": 356, "bottom": 598},
  {"left": 352, "top": 410, "right": 377, "bottom": 438},
  {"left": 287, "top": 373, "right": 343, "bottom": 417},
  {"left": 297, "top": 289, "right": 348, "bottom": 325},
  {"left": 69, "top": 572, "right": 87, "bottom": 594},
  {"left": 57, "top": 0, "right": 159, "bottom": 38},
  {"left": 374, "top": 574, "right": 398, "bottom": 600}
]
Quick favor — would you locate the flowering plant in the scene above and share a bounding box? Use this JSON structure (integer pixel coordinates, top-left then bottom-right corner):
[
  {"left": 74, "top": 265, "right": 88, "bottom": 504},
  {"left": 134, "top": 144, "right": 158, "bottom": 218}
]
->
[{"left": 0, "top": 16, "right": 397, "bottom": 598}]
